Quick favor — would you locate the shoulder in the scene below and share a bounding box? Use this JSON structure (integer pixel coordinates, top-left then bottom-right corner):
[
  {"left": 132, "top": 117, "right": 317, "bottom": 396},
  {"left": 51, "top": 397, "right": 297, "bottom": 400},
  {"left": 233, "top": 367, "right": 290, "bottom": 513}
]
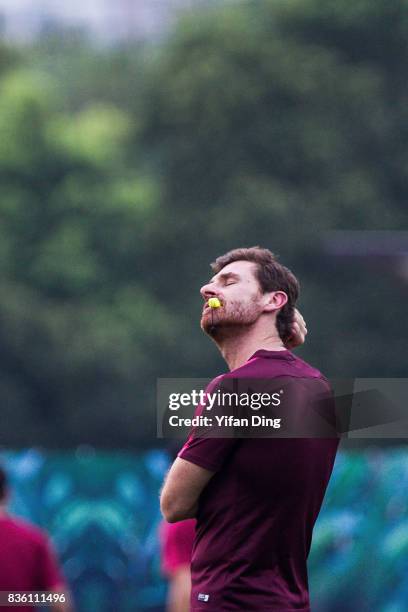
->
[
  {"left": 290, "top": 353, "right": 327, "bottom": 379},
  {"left": 206, "top": 373, "right": 226, "bottom": 390},
  {"left": 2, "top": 515, "right": 50, "bottom": 547},
  {"left": 224, "top": 351, "right": 329, "bottom": 385},
  {"left": 207, "top": 352, "right": 329, "bottom": 387}
]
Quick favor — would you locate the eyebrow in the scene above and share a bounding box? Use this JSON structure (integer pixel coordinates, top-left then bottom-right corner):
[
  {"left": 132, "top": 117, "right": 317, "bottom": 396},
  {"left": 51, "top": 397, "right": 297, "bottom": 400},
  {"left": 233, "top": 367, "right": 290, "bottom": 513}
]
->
[{"left": 209, "top": 272, "right": 241, "bottom": 283}]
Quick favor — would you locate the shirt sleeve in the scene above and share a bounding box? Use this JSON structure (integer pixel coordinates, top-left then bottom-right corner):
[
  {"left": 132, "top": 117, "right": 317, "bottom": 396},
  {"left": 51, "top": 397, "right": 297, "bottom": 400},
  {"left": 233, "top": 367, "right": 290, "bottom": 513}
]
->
[
  {"left": 177, "top": 376, "right": 240, "bottom": 472},
  {"left": 178, "top": 433, "right": 238, "bottom": 472},
  {"left": 36, "top": 535, "right": 65, "bottom": 590}
]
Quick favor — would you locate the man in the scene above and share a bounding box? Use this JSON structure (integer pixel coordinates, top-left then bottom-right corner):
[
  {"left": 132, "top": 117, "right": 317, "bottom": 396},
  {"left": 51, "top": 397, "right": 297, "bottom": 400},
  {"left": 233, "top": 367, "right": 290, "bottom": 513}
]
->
[
  {"left": 160, "top": 247, "right": 339, "bottom": 611},
  {"left": 0, "top": 465, "right": 71, "bottom": 612}
]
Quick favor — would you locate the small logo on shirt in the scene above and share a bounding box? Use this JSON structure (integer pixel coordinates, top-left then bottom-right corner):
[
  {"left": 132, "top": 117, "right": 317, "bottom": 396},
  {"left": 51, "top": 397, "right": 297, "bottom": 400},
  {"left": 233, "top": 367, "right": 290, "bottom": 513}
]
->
[{"left": 198, "top": 593, "right": 210, "bottom": 602}]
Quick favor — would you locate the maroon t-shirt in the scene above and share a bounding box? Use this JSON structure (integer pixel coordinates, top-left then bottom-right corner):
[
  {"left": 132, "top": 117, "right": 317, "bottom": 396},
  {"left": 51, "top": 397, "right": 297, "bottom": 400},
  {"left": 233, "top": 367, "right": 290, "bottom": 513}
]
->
[
  {"left": 178, "top": 349, "right": 339, "bottom": 611},
  {"left": 0, "top": 514, "right": 65, "bottom": 611}
]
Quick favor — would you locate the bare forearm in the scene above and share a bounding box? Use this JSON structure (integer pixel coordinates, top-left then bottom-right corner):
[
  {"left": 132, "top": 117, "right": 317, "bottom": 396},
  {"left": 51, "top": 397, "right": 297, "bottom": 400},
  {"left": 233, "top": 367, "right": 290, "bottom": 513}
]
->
[
  {"left": 164, "top": 500, "right": 198, "bottom": 523},
  {"left": 179, "top": 501, "right": 198, "bottom": 521},
  {"left": 160, "top": 458, "right": 213, "bottom": 523},
  {"left": 167, "top": 567, "right": 191, "bottom": 612}
]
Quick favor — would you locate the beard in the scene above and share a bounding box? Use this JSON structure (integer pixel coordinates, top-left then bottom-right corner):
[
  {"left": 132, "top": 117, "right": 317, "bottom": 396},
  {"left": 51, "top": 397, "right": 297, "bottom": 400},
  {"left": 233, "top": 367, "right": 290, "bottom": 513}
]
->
[{"left": 201, "top": 297, "right": 263, "bottom": 340}]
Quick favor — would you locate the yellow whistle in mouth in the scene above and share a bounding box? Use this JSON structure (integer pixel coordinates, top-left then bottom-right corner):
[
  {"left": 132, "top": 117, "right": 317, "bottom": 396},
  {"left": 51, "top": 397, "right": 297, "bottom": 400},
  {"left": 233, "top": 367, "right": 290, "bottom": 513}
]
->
[{"left": 208, "top": 297, "right": 221, "bottom": 308}]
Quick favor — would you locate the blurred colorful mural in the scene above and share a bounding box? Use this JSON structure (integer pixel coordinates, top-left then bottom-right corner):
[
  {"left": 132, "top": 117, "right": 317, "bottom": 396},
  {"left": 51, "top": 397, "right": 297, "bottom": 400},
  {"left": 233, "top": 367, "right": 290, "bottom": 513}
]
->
[{"left": 1, "top": 448, "right": 407, "bottom": 612}]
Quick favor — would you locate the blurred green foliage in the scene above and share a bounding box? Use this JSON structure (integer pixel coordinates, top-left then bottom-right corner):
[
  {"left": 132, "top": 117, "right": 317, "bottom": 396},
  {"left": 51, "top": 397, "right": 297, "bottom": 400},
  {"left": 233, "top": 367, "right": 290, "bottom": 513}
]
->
[{"left": 0, "top": 0, "right": 407, "bottom": 446}]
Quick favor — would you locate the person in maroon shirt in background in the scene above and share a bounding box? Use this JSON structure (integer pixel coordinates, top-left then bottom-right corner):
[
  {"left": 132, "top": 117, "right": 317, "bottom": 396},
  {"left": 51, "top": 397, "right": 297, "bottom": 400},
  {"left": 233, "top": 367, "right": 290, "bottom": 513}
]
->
[
  {"left": 160, "top": 445, "right": 196, "bottom": 612},
  {"left": 0, "top": 465, "right": 72, "bottom": 612},
  {"left": 160, "top": 247, "right": 339, "bottom": 611},
  {"left": 160, "top": 517, "right": 196, "bottom": 612}
]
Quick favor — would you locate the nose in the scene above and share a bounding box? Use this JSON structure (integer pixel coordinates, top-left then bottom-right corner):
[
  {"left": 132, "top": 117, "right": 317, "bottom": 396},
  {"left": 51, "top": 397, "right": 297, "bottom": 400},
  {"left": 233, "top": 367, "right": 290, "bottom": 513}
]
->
[{"left": 200, "top": 282, "right": 218, "bottom": 301}]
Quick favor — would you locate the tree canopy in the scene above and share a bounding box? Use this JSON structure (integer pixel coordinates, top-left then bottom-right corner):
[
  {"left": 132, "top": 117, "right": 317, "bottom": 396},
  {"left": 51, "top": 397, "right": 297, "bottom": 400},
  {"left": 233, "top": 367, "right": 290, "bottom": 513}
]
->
[{"left": 0, "top": 0, "right": 406, "bottom": 447}]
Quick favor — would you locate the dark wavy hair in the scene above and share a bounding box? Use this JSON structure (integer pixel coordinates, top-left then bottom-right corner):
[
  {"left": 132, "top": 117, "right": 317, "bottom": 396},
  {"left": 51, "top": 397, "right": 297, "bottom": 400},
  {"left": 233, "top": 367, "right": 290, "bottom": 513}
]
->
[{"left": 211, "top": 246, "right": 299, "bottom": 343}]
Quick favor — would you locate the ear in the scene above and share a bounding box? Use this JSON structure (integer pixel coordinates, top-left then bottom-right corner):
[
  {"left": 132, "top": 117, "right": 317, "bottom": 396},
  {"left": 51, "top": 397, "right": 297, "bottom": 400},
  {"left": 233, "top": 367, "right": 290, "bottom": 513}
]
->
[{"left": 262, "top": 291, "right": 288, "bottom": 313}]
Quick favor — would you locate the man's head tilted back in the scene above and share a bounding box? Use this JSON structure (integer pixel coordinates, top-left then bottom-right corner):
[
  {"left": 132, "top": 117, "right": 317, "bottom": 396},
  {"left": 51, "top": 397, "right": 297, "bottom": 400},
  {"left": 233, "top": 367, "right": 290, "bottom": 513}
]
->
[{"left": 200, "top": 246, "right": 299, "bottom": 343}]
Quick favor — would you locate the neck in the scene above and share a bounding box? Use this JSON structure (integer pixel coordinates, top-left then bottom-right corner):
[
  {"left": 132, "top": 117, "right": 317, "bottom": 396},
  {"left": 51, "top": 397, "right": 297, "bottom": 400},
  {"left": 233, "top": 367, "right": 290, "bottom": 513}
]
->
[{"left": 214, "top": 320, "right": 286, "bottom": 371}]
